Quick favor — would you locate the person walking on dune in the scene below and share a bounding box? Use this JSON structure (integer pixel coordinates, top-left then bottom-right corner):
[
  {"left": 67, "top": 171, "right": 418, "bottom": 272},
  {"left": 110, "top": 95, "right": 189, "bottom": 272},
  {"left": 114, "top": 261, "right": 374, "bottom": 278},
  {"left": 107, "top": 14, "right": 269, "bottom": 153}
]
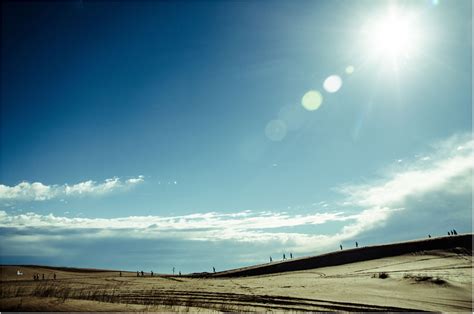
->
[
  {"left": 269, "top": 256, "right": 272, "bottom": 262},
  {"left": 283, "top": 253, "right": 286, "bottom": 260},
  {"left": 151, "top": 271, "right": 153, "bottom": 277},
  {"left": 340, "top": 244, "right": 343, "bottom": 250},
  {"left": 356, "top": 242, "right": 358, "bottom": 248},
  {"left": 453, "top": 229, "right": 457, "bottom": 235},
  {"left": 290, "top": 253, "right": 293, "bottom": 259},
  {"left": 213, "top": 267, "right": 216, "bottom": 273}
]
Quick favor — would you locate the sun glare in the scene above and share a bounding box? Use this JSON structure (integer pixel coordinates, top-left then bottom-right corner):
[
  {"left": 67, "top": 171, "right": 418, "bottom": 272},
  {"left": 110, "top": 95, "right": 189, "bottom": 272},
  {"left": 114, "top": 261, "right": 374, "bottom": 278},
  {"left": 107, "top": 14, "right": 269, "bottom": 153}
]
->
[{"left": 364, "top": 7, "right": 421, "bottom": 64}]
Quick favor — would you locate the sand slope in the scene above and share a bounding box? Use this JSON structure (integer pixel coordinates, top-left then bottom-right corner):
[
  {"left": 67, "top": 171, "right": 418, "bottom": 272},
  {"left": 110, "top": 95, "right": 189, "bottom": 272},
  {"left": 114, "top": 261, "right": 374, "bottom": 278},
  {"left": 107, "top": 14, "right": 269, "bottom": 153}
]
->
[{"left": 205, "top": 234, "right": 473, "bottom": 278}]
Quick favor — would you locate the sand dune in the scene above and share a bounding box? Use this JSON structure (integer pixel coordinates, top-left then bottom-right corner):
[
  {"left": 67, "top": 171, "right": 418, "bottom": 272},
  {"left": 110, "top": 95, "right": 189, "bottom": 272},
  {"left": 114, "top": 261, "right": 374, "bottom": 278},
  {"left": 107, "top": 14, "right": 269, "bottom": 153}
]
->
[
  {"left": 1, "top": 234, "right": 472, "bottom": 311},
  {"left": 204, "top": 233, "right": 473, "bottom": 278}
]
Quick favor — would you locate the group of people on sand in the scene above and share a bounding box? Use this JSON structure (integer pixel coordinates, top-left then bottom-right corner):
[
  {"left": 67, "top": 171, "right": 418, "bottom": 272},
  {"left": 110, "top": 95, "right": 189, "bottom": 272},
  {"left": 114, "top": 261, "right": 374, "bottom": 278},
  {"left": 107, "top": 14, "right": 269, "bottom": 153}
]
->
[
  {"left": 448, "top": 229, "right": 458, "bottom": 236},
  {"left": 134, "top": 269, "right": 183, "bottom": 277},
  {"left": 428, "top": 229, "right": 458, "bottom": 238},
  {"left": 339, "top": 241, "right": 359, "bottom": 251},
  {"left": 269, "top": 252, "right": 294, "bottom": 263},
  {"left": 136, "top": 270, "right": 149, "bottom": 277},
  {"left": 33, "top": 273, "right": 56, "bottom": 281}
]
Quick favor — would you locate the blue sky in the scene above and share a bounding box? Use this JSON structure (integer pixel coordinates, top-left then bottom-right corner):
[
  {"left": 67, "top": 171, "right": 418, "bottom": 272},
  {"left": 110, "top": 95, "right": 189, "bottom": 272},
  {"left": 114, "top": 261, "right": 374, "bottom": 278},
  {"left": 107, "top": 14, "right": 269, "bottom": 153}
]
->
[{"left": 0, "top": 0, "right": 472, "bottom": 273}]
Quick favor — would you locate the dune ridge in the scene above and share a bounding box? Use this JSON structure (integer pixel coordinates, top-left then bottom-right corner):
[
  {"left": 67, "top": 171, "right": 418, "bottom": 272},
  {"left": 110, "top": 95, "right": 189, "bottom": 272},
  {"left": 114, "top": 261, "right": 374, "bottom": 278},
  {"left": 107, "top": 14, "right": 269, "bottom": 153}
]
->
[{"left": 200, "top": 234, "right": 473, "bottom": 278}]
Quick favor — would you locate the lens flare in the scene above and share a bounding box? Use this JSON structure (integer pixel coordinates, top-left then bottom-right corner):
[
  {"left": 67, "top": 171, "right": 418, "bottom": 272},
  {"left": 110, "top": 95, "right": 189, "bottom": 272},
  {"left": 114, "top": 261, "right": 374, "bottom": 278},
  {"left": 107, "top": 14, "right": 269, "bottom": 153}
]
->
[
  {"left": 265, "top": 119, "right": 287, "bottom": 141},
  {"left": 323, "top": 75, "right": 343, "bottom": 93},
  {"left": 301, "top": 90, "right": 323, "bottom": 111}
]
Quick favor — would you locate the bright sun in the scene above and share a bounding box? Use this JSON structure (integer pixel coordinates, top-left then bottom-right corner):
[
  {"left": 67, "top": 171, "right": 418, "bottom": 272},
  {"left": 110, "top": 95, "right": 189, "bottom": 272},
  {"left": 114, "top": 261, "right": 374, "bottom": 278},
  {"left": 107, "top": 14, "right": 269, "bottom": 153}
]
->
[{"left": 364, "top": 7, "right": 421, "bottom": 64}]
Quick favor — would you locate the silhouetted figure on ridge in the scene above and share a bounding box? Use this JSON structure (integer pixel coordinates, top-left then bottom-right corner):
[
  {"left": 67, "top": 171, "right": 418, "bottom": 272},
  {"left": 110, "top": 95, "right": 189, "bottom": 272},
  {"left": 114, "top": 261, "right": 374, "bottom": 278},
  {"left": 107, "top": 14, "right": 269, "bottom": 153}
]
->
[
  {"left": 290, "top": 253, "right": 293, "bottom": 259},
  {"left": 356, "top": 242, "right": 358, "bottom": 248},
  {"left": 213, "top": 267, "right": 216, "bottom": 273},
  {"left": 137, "top": 271, "right": 139, "bottom": 277},
  {"left": 428, "top": 234, "right": 431, "bottom": 238},
  {"left": 179, "top": 271, "right": 181, "bottom": 276},
  {"left": 283, "top": 253, "right": 286, "bottom": 260},
  {"left": 453, "top": 229, "right": 458, "bottom": 235},
  {"left": 448, "top": 231, "right": 451, "bottom": 236},
  {"left": 270, "top": 256, "right": 272, "bottom": 262},
  {"left": 141, "top": 271, "right": 144, "bottom": 276},
  {"left": 151, "top": 271, "right": 153, "bottom": 277},
  {"left": 340, "top": 244, "right": 343, "bottom": 250}
]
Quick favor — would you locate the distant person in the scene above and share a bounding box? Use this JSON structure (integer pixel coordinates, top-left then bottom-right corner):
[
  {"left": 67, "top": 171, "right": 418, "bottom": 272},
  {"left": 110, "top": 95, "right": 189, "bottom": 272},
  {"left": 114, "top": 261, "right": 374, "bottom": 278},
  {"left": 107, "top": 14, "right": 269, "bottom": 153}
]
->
[
  {"left": 340, "top": 244, "right": 343, "bottom": 250},
  {"left": 356, "top": 242, "right": 358, "bottom": 248},
  {"left": 33, "top": 274, "right": 36, "bottom": 281},
  {"left": 179, "top": 271, "right": 181, "bottom": 276},
  {"left": 53, "top": 273, "right": 56, "bottom": 280},
  {"left": 141, "top": 271, "right": 144, "bottom": 276},
  {"left": 137, "top": 271, "right": 139, "bottom": 277},
  {"left": 213, "top": 267, "right": 216, "bottom": 273},
  {"left": 42, "top": 274, "right": 44, "bottom": 280},
  {"left": 448, "top": 231, "right": 450, "bottom": 236},
  {"left": 283, "top": 253, "right": 286, "bottom": 260},
  {"left": 151, "top": 271, "right": 153, "bottom": 277},
  {"left": 428, "top": 234, "right": 431, "bottom": 238},
  {"left": 269, "top": 256, "right": 272, "bottom": 262},
  {"left": 119, "top": 272, "right": 122, "bottom": 277},
  {"left": 453, "top": 229, "right": 457, "bottom": 235},
  {"left": 290, "top": 253, "right": 293, "bottom": 259},
  {"left": 173, "top": 267, "right": 175, "bottom": 275}
]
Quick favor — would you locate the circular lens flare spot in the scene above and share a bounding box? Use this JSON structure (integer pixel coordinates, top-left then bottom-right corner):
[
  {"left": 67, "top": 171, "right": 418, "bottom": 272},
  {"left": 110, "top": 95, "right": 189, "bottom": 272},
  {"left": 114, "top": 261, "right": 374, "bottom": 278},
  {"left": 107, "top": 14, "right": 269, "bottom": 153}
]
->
[
  {"left": 265, "top": 120, "right": 287, "bottom": 141},
  {"left": 323, "top": 75, "right": 343, "bottom": 93},
  {"left": 345, "top": 66, "right": 355, "bottom": 74},
  {"left": 301, "top": 90, "right": 323, "bottom": 111}
]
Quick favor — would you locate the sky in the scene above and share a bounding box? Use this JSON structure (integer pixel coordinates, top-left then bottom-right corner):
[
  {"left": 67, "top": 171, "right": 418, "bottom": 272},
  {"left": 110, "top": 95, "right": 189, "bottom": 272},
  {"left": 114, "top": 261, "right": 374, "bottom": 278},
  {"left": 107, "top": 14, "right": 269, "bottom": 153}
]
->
[{"left": 0, "top": 0, "right": 472, "bottom": 273}]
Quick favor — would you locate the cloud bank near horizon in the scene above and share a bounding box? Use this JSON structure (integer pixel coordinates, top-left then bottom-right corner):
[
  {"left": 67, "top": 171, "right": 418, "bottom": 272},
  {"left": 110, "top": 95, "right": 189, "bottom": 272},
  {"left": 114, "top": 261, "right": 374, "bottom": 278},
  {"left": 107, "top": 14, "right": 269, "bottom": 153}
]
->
[
  {"left": 0, "top": 176, "right": 145, "bottom": 201},
  {"left": 0, "top": 133, "right": 471, "bottom": 271}
]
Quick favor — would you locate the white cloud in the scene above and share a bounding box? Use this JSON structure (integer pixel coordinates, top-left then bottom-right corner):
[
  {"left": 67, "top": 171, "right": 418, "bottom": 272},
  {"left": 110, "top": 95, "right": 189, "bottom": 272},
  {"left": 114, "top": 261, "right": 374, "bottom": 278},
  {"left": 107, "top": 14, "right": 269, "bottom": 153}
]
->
[
  {"left": 0, "top": 209, "right": 362, "bottom": 253},
  {"left": 0, "top": 176, "right": 145, "bottom": 201},
  {"left": 0, "top": 182, "right": 54, "bottom": 201},
  {"left": 338, "top": 134, "right": 473, "bottom": 209},
  {"left": 0, "top": 210, "right": 348, "bottom": 232},
  {"left": 126, "top": 175, "right": 145, "bottom": 184}
]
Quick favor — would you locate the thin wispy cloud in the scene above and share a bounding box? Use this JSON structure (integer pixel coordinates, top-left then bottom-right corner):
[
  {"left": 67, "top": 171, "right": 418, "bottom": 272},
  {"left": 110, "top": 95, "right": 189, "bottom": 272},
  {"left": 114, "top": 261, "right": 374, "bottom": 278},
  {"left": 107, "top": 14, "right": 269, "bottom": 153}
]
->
[
  {"left": 0, "top": 209, "right": 372, "bottom": 253},
  {"left": 0, "top": 176, "right": 144, "bottom": 201}
]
